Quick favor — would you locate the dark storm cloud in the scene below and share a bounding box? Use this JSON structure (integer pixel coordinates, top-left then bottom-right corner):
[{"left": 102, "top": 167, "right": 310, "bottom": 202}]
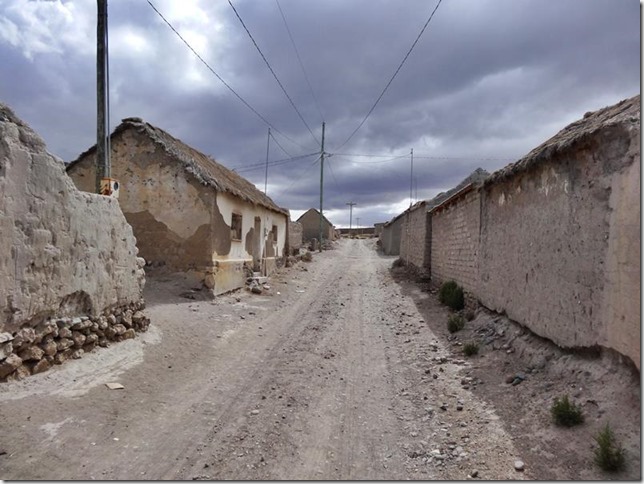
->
[{"left": 0, "top": 0, "right": 639, "bottom": 227}]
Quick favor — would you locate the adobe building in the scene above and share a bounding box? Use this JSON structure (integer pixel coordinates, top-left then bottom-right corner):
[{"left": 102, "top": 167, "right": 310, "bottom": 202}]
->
[
  {"left": 67, "top": 117, "right": 289, "bottom": 295},
  {"left": 297, "top": 208, "right": 336, "bottom": 242}
]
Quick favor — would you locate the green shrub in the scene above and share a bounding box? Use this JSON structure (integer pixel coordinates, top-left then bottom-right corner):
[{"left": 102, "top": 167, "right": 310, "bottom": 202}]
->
[
  {"left": 463, "top": 342, "right": 479, "bottom": 356},
  {"left": 447, "top": 314, "right": 465, "bottom": 333},
  {"left": 438, "top": 281, "right": 464, "bottom": 310},
  {"left": 594, "top": 423, "right": 625, "bottom": 472},
  {"left": 551, "top": 395, "right": 584, "bottom": 427}
]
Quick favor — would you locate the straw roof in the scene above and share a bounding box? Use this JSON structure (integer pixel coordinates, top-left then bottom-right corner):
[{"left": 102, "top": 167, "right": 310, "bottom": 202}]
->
[
  {"left": 485, "top": 94, "right": 640, "bottom": 186},
  {"left": 68, "top": 117, "right": 288, "bottom": 215}
]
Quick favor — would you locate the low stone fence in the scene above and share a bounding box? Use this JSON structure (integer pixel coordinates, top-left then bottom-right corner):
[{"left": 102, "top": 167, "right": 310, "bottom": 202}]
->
[{"left": 0, "top": 302, "right": 150, "bottom": 382}]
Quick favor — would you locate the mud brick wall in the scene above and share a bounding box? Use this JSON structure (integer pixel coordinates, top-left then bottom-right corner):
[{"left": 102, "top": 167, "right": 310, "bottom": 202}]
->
[
  {"left": 478, "top": 100, "right": 640, "bottom": 369},
  {"left": 0, "top": 102, "right": 149, "bottom": 381},
  {"left": 430, "top": 189, "right": 481, "bottom": 296},
  {"left": 289, "top": 221, "right": 303, "bottom": 254},
  {"left": 400, "top": 203, "right": 429, "bottom": 275},
  {"left": 380, "top": 215, "right": 403, "bottom": 256}
]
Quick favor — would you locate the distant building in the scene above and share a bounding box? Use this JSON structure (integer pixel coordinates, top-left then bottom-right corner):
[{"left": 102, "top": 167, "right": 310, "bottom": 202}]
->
[
  {"left": 67, "top": 117, "right": 288, "bottom": 295},
  {"left": 297, "top": 208, "right": 336, "bottom": 242}
]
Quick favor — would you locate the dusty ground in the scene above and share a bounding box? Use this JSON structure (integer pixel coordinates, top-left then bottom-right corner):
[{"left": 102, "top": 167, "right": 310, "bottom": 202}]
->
[{"left": 0, "top": 238, "right": 639, "bottom": 480}]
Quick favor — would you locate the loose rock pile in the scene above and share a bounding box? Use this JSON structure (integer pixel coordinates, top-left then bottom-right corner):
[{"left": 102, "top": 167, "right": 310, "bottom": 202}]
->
[{"left": 0, "top": 301, "right": 150, "bottom": 382}]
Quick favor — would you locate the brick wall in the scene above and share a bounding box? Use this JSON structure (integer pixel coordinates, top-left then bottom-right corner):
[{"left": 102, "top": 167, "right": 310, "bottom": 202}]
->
[
  {"left": 430, "top": 189, "right": 481, "bottom": 295},
  {"left": 400, "top": 202, "right": 429, "bottom": 274},
  {"left": 380, "top": 215, "right": 403, "bottom": 255}
]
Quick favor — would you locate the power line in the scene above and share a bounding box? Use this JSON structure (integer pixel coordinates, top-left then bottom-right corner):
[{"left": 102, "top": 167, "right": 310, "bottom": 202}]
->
[
  {"left": 145, "top": 0, "right": 309, "bottom": 151},
  {"left": 334, "top": 0, "right": 443, "bottom": 151},
  {"left": 331, "top": 154, "right": 409, "bottom": 164},
  {"left": 326, "top": 157, "right": 340, "bottom": 187},
  {"left": 271, "top": 154, "right": 322, "bottom": 201},
  {"left": 331, "top": 153, "right": 518, "bottom": 162},
  {"left": 275, "top": 0, "right": 325, "bottom": 123},
  {"left": 229, "top": 152, "right": 318, "bottom": 173},
  {"left": 228, "top": 0, "right": 320, "bottom": 147},
  {"left": 269, "top": 130, "right": 292, "bottom": 158}
]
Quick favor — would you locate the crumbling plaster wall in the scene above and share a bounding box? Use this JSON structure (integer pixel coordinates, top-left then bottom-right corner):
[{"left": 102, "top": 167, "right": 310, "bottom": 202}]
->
[
  {"left": 0, "top": 103, "right": 148, "bottom": 380},
  {"left": 478, "top": 124, "right": 640, "bottom": 368},
  {"left": 430, "top": 189, "right": 482, "bottom": 296},
  {"left": 67, "top": 130, "right": 215, "bottom": 273},
  {"left": 0, "top": 104, "right": 144, "bottom": 334},
  {"left": 216, "top": 191, "right": 286, "bottom": 264}
]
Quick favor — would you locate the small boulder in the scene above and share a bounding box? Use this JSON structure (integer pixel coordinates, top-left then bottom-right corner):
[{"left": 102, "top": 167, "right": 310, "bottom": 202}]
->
[
  {"left": 40, "top": 339, "right": 58, "bottom": 357},
  {"left": 18, "top": 345, "right": 45, "bottom": 362},
  {"left": 31, "top": 359, "right": 51, "bottom": 375},
  {"left": 0, "top": 354, "right": 23, "bottom": 378}
]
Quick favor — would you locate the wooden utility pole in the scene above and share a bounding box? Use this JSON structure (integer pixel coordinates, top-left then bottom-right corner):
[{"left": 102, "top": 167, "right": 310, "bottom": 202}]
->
[
  {"left": 318, "top": 122, "right": 325, "bottom": 252},
  {"left": 96, "top": 0, "right": 110, "bottom": 193},
  {"left": 264, "top": 127, "right": 270, "bottom": 194}
]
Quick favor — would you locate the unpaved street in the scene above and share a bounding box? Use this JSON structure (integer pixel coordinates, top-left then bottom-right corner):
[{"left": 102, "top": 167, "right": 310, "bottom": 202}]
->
[{"left": 0, "top": 238, "right": 568, "bottom": 480}]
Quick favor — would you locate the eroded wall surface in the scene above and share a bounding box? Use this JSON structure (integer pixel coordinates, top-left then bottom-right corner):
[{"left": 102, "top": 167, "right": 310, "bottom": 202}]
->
[
  {"left": 478, "top": 124, "right": 640, "bottom": 368},
  {"left": 0, "top": 104, "right": 148, "bottom": 381},
  {"left": 68, "top": 130, "right": 215, "bottom": 273},
  {"left": 430, "top": 190, "right": 482, "bottom": 295}
]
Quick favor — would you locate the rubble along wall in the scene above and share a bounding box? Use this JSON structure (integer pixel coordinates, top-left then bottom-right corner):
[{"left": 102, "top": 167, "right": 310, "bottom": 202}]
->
[
  {"left": 478, "top": 99, "right": 640, "bottom": 369},
  {"left": 0, "top": 103, "right": 149, "bottom": 381}
]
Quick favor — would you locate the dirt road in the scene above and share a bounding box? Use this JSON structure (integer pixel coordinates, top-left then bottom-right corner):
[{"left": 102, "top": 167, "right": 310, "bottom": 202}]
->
[{"left": 0, "top": 239, "right": 636, "bottom": 480}]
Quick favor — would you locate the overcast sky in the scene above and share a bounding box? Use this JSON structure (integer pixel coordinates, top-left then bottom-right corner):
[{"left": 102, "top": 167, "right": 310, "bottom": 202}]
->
[{"left": 0, "top": 0, "right": 639, "bottom": 227}]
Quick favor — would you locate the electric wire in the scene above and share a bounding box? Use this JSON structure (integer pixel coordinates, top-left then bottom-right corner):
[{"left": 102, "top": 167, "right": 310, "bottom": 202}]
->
[
  {"left": 326, "top": 156, "right": 340, "bottom": 187},
  {"left": 146, "top": 0, "right": 309, "bottom": 151},
  {"left": 229, "top": 152, "right": 318, "bottom": 173},
  {"left": 271, "top": 154, "right": 322, "bottom": 201},
  {"left": 228, "top": 0, "right": 320, "bottom": 147},
  {"left": 334, "top": 0, "right": 443, "bottom": 151},
  {"left": 269, "top": 130, "right": 293, "bottom": 158},
  {"left": 276, "top": 0, "right": 325, "bottom": 123}
]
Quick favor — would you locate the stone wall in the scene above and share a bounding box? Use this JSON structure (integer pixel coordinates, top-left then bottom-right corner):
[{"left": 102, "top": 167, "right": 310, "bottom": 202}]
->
[
  {"left": 289, "top": 221, "right": 303, "bottom": 254},
  {"left": 478, "top": 97, "right": 640, "bottom": 369},
  {"left": 0, "top": 102, "right": 149, "bottom": 381},
  {"left": 430, "top": 188, "right": 482, "bottom": 296},
  {"left": 399, "top": 202, "right": 429, "bottom": 275}
]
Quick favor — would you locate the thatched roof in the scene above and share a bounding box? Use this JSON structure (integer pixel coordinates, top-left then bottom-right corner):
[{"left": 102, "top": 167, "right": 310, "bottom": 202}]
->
[
  {"left": 485, "top": 95, "right": 640, "bottom": 186},
  {"left": 68, "top": 117, "right": 288, "bottom": 215}
]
